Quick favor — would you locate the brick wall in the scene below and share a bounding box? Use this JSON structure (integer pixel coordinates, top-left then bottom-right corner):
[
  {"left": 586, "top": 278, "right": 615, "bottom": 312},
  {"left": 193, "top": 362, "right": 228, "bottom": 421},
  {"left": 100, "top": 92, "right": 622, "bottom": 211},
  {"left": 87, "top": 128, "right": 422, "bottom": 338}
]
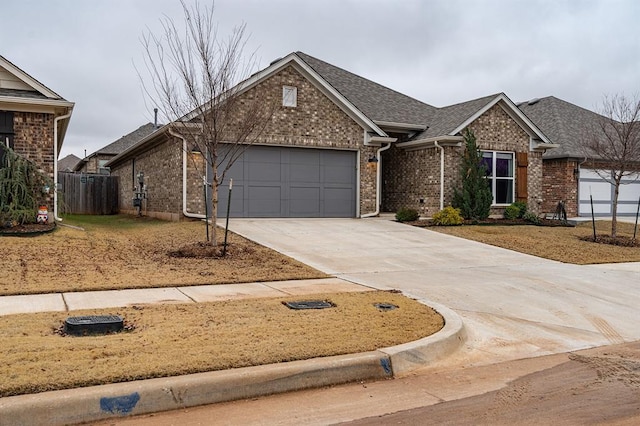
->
[
  {"left": 109, "top": 134, "right": 184, "bottom": 220},
  {"left": 13, "top": 112, "right": 54, "bottom": 176},
  {"left": 542, "top": 159, "right": 578, "bottom": 215},
  {"left": 468, "top": 104, "right": 541, "bottom": 215},
  {"left": 382, "top": 144, "right": 451, "bottom": 216},
  {"left": 382, "top": 104, "right": 543, "bottom": 216},
  {"left": 186, "top": 151, "right": 205, "bottom": 215},
  {"left": 195, "top": 64, "right": 374, "bottom": 215},
  {"left": 111, "top": 64, "right": 374, "bottom": 220},
  {"left": 12, "top": 112, "right": 55, "bottom": 213}
]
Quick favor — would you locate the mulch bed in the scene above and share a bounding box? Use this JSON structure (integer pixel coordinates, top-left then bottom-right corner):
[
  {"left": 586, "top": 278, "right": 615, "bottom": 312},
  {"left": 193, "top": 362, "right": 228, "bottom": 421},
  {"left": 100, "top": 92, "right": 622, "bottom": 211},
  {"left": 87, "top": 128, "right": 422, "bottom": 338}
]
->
[
  {"left": 0, "top": 222, "right": 56, "bottom": 237},
  {"left": 579, "top": 235, "right": 639, "bottom": 247},
  {"left": 168, "top": 241, "right": 257, "bottom": 259},
  {"left": 405, "top": 218, "right": 575, "bottom": 228}
]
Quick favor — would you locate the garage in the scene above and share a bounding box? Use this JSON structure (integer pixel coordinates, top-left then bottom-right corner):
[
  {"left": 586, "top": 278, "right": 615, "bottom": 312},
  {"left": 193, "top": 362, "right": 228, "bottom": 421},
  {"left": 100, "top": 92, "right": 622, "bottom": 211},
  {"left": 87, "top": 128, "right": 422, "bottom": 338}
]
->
[
  {"left": 213, "top": 145, "right": 357, "bottom": 218},
  {"left": 579, "top": 168, "right": 640, "bottom": 216}
]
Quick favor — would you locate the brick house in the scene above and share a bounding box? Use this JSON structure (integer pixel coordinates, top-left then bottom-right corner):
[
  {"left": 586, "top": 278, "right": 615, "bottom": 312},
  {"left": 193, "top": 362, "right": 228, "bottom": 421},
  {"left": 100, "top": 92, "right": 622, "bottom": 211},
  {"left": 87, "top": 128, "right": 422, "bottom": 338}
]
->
[
  {"left": 74, "top": 123, "right": 159, "bottom": 174},
  {"left": 519, "top": 96, "right": 640, "bottom": 217},
  {"left": 106, "top": 52, "right": 559, "bottom": 220},
  {"left": 0, "top": 55, "right": 74, "bottom": 221}
]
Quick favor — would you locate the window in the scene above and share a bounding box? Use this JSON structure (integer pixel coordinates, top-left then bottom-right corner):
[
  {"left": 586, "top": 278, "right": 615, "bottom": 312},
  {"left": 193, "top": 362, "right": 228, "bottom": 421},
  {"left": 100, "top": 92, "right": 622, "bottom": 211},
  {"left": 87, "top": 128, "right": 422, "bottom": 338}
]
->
[
  {"left": 282, "top": 86, "right": 297, "bottom": 107},
  {"left": 481, "top": 151, "right": 514, "bottom": 205},
  {"left": 0, "top": 111, "right": 14, "bottom": 150},
  {"left": 0, "top": 111, "right": 14, "bottom": 167}
]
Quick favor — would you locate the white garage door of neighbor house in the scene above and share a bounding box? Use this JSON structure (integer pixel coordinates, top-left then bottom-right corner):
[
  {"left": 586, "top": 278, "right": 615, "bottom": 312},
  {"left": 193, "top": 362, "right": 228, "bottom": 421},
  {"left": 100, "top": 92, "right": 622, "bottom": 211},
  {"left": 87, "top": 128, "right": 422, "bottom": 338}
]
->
[
  {"left": 579, "top": 169, "right": 640, "bottom": 216},
  {"left": 210, "top": 145, "right": 357, "bottom": 218}
]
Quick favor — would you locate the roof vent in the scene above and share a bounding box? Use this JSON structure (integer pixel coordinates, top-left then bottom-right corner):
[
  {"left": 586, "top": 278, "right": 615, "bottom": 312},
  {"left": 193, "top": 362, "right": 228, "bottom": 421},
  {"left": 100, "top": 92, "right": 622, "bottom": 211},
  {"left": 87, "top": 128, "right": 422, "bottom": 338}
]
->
[
  {"left": 269, "top": 57, "right": 283, "bottom": 66},
  {"left": 527, "top": 98, "right": 540, "bottom": 106}
]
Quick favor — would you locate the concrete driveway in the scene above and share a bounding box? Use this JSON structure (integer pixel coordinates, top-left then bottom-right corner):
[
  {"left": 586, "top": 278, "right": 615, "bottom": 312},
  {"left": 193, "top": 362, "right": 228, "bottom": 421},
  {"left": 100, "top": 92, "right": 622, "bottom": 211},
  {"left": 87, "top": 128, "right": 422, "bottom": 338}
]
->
[{"left": 229, "top": 218, "right": 640, "bottom": 367}]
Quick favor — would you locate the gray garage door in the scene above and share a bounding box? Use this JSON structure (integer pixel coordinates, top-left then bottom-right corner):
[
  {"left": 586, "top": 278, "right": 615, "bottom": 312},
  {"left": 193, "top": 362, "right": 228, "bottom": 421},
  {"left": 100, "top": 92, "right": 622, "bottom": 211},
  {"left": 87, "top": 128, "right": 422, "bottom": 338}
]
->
[
  {"left": 213, "top": 145, "right": 357, "bottom": 218},
  {"left": 579, "top": 168, "right": 640, "bottom": 216}
]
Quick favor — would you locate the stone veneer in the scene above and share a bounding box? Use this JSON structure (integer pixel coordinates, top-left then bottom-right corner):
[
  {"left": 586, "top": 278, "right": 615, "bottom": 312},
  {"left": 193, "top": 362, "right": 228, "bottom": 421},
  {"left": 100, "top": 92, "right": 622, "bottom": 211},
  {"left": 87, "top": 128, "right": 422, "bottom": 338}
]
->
[{"left": 383, "top": 104, "right": 544, "bottom": 216}]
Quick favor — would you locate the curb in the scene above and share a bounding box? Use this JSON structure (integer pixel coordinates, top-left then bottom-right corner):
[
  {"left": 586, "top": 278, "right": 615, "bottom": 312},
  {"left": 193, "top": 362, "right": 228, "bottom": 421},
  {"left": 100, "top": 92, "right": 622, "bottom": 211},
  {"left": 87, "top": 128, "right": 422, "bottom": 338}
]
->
[{"left": 0, "top": 302, "right": 465, "bottom": 426}]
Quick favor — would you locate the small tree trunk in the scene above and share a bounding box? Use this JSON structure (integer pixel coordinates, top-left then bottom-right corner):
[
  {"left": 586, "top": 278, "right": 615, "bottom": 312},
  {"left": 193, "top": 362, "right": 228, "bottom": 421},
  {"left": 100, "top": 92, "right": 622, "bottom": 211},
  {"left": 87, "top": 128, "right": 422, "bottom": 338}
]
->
[
  {"left": 209, "top": 157, "right": 218, "bottom": 246},
  {"left": 210, "top": 186, "right": 218, "bottom": 245},
  {"left": 611, "top": 179, "right": 620, "bottom": 238}
]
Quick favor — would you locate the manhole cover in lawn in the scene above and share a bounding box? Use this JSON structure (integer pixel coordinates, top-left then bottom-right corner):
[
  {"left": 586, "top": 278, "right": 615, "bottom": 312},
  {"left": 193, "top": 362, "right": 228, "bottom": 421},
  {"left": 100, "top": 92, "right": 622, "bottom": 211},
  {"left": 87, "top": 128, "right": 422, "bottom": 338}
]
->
[
  {"left": 374, "top": 303, "right": 398, "bottom": 311},
  {"left": 65, "top": 315, "right": 124, "bottom": 336},
  {"left": 284, "top": 300, "right": 334, "bottom": 310}
]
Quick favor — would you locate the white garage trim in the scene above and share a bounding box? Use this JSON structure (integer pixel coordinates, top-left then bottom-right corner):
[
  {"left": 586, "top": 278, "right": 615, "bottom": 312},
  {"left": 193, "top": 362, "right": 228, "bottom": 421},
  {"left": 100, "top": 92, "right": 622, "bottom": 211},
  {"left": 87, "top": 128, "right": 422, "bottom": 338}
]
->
[{"left": 579, "top": 168, "right": 640, "bottom": 217}]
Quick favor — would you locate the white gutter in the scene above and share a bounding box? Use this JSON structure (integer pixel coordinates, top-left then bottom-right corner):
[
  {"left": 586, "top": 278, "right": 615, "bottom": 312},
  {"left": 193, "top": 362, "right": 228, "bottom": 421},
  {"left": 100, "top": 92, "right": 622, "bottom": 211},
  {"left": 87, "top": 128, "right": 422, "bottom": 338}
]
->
[
  {"left": 53, "top": 112, "right": 72, "bottom": 221},
  {"left": 373, "top": 120, "right": 427, "bottom": 131},
  {"left": 396, "top": 135, "right": 463, "bottom": 151},
  {"left": 361, "top": 143, "right": 392, "bottom": 218},
  {"left": 434, "top": 141, "right": 445, "bottom": 211},
  {"left": 167, "top": 127, "right": 206, "bottom": 219}
]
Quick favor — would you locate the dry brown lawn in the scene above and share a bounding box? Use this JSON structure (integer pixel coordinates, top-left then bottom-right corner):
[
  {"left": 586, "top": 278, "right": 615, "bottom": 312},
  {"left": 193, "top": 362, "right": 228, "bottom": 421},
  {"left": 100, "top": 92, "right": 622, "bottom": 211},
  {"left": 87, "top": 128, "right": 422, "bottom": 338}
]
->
[
  {"left": 0, "top": 291, "right": 443, "bottom": 397},
  {"left": 0, "top": 215, "right": 444, "bottom": 397},
  {"left": 0, "top": 215, "right": 327, "bottom": 295},
  {"left": 430, "top": 220, "right": 640, "bottom": 264}
]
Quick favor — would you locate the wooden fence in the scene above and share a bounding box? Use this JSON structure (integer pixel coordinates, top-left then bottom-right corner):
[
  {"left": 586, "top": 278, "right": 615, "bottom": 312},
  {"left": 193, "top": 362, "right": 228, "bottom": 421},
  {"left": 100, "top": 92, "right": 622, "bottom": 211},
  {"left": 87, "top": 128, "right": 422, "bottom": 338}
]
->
[{"left": 57, "top": 172, "right": 119, "bottom": 215}]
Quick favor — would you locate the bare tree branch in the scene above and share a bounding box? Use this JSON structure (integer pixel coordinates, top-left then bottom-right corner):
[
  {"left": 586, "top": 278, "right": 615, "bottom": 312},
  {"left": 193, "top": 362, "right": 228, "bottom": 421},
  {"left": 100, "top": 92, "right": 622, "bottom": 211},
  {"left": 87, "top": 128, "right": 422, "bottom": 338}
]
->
[
  {"left": 583, "top": 93, "right": 640, "bottom": 238},
  {"left": 137, "top": 0, "right": 276, "bottom": 245}
]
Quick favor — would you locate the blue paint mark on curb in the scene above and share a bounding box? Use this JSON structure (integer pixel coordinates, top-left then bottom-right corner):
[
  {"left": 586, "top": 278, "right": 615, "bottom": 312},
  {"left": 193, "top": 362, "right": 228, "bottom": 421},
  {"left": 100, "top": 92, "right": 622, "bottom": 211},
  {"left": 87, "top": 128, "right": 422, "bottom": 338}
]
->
[
  {"left": 380, "top": 358, "right": 392, "bottom": 375},
  {"left": 100, "top": 392, "right": 140, "bottom": 415}
]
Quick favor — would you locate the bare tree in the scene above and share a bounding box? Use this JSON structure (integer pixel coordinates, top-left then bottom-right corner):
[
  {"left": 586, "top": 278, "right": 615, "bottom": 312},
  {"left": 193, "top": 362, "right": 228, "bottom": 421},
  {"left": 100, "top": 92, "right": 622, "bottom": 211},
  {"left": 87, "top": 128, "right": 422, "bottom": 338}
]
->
[
  {"left": 584, "top": 94, "right": 640, "bottom": 238},
  {"left": 139, "top": 0, "right": 274, "bottom": 245}
]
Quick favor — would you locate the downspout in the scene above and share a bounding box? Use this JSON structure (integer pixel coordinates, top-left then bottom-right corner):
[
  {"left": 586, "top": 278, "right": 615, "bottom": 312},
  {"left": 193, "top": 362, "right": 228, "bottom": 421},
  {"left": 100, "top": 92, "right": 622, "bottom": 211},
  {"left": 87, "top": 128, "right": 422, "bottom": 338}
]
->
[
  {"left": 361, "top": 143, "right": 392, "bottom": 218},
  {"left": 434, "top": 141, "right": 445, "bottom": 211},
  {"left": 53, "top": 112, "right": 72, "bottom": 221},
  {"left": 168, "top": 128, "right": 206, "bottom": 219}
]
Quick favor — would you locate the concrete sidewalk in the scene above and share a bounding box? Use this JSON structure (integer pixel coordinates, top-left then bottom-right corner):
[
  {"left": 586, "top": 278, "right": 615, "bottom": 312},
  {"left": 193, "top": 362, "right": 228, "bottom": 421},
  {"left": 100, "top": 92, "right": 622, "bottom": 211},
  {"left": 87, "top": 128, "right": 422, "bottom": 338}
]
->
[
  {"left": 0, "top": 277, "right": 466, "bottom": 426},
  {"left": 0, "top": 278, "right": 371, "bottom": 316}
]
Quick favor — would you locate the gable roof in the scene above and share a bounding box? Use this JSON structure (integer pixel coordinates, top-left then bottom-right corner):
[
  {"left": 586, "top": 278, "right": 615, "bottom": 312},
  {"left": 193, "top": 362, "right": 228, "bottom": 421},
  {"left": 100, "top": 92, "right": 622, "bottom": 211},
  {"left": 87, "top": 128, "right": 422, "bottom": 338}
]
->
[
  {"left": 398, "top": 93, "right": 554, "bottom": 152},
  {"left": 518, "top": 96, "right": 606, "bottom": 159},
  {"left": 295, "top": 52, "right": 437, "bottom": 126},
  {"left": 186, "top": 51, "right": 388, "bottom": 136},
  {"left": 96, "top": 123, "right": 160, "bottom": 156},
  {"left": 0, "top": 55, "right": 74, "bottom": 152},
  {"left": 76, "top": 123, "right": 160, "bottom": 170},
  {"left": 0, "top": 55, "right": 65, "bottom": 100},
  {"left": 57, "top": 154, "right": 81, "bottom": 172},
  {"left": 414, "top": 94, "right": 499, "bottom": 138}
]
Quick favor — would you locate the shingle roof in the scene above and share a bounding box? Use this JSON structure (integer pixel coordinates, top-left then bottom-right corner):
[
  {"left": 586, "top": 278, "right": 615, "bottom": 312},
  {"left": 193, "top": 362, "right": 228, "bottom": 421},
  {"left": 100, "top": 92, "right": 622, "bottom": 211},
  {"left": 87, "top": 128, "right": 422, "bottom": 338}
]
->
[
  {"left": 0, "top": 55, "right": 66, "bottom": 100},
  {"left": 0, "top": 88, "right": 49, "bottom": 100},
  {"left": 518, "top": 96, "right": 605, "bottom": 158},
  {"left": 57, "top": 154, "right": 81, "bottom": 172},
  {"left": 95, "top": 123, "right": 160, "bottom": 156},
  {"left": 296, "top": 52, "right": 437, "bottom": 125},
  {"left": 413, "top": 94, "right": 500, "bottom": 139}
]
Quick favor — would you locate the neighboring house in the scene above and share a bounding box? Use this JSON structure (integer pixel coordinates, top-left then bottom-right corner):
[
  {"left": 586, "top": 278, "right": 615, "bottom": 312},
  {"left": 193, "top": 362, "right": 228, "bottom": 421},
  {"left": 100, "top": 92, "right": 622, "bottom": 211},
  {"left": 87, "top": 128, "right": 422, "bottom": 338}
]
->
[
  {"left": 106, "top": 51, "right": 560, "bottom": 220},
  {"left": 75, "top": 123, "right": 159, "bottom": 174},
  {"left": 57, "top": 153, "right": 81, "bottom": 172},
  {"left": 519, "top": 96, "right": 640, "bottom": 217},
  {"left": 0, "top": 55, "right": 74, "bottom": 221}
]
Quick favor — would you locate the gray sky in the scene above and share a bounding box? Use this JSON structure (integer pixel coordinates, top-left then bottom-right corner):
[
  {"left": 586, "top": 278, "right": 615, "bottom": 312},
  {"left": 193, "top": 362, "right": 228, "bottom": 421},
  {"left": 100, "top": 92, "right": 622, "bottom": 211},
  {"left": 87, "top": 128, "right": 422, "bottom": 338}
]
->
[{"left": 2, "top": 0, "right": 638, "bottom": 158}]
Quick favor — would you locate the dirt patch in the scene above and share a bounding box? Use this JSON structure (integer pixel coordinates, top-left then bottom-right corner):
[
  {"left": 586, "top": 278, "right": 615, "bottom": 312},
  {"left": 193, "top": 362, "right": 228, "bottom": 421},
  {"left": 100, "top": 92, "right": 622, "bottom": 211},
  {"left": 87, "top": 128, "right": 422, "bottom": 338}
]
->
[
  {"left": 419, "top": 220, "right": 639, "bottom": 264},
  {"left": 0, "top": 221, "right": 56, "bottom": 236},
  {"left": 0, "top": 291, "right": 444, "bottom": 397},
  {"left": 347, "top": 342, "right": 640, "bottom": 425},
  {"left": 579, "top": 234, "right": 639, "bottom": 247},
  {"left": 168, "top": 241, "right": 256, "bottom": 258},
  {"left": 0, "top": 215, "right": 327, "bottom": 296}
]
